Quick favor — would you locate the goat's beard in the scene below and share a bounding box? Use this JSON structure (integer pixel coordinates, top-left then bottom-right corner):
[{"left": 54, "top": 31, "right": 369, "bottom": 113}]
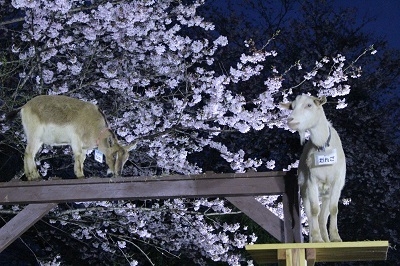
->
[{"left": 298, "top": 131, "right": 307, "bottom": 145}]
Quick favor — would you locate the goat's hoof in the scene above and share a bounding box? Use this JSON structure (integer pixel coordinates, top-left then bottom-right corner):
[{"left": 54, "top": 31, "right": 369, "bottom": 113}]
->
[
  {"left": 27, "top": 175, "right": 42, "bottom": 181},
  {"left": 311, "top": 236, "right": 324, "bottom": 243},
  {"left": 106, "top": 173, "right": 114, "bottom": 178},
  {"left": 26, "top": 172, "right": 41, "bottom": 181},
  {"left": 29, "top": 178, "right": 43, "bottom": 182},
  {"left": 330, "top": 237, "right": 342, "bottom": 242}
]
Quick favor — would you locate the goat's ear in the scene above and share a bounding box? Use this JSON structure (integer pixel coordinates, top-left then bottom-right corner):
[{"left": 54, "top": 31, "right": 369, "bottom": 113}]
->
[
  {"left": 314, "top": 96, "right": 327, "bottom": 106},
  {"left": 279, "top": 102, "right": 292, "bottom": 110}
]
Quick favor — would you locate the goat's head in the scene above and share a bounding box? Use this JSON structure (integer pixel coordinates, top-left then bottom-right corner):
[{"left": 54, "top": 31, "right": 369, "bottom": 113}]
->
[
  {"left": 101, "top": 135, "right": 137, "bottom": 177},
  {"left": 280, "top": 94, "right": 327, "bottom": 144}
]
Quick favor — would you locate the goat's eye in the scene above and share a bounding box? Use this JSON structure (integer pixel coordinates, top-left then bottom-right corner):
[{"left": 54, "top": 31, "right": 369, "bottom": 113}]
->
[{"left": 307, "top": 103, "right": 312, "bottom": 108}]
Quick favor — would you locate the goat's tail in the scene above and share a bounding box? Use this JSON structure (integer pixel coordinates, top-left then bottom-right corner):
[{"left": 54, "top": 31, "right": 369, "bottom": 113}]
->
[{"left": 5, "top": 108, "right": 21, "bottom": 121}]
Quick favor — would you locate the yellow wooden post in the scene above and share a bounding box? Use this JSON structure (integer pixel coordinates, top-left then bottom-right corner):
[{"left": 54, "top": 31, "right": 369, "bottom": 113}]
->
[
  {"left": 277, "top": 249, "right": 290, "bottom": 266},
  {"left": 277, "top": 248, "right": 306, "bottom": 266},
  {"left": 306, "top": 248, "right": 316, "bottom": 266}
]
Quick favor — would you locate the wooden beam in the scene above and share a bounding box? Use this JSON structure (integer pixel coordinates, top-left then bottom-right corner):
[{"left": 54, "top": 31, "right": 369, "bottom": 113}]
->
[
  {"left": 0, "top": 203, "right": 56, "bottom": 252},
  {"left": 0, "top": 172, "right": 286, "bottom": 204},
  {"left": 246, "top": 241, "right": 389, "bottom": 264},
  {"left": 227, "top": 196, "right": 284, "bottom": 242}
]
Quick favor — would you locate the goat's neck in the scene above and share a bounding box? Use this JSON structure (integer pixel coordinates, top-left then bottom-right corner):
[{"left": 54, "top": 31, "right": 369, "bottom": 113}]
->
[
  {"left": 308, "top": 116, "right": 331, "bottom": 149},
  {"left": 96, "top": 128, "right": 110, "bottom": 146},
  {"left": 96, "top": 129, "right": 115, "bottom": 153}
]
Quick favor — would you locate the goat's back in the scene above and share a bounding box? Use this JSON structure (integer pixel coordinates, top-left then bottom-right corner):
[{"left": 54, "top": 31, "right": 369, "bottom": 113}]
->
[
  {"left": 23, "top": 95, "right": 104, "bottom": 125},
  {"left": 20, "top": 95, "right": 108, "bottom": 146}
]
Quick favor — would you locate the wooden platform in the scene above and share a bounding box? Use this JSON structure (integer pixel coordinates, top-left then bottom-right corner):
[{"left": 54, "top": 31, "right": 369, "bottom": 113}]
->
[{"left": 246, "top": 241, "right": 389, "bottom": 266}]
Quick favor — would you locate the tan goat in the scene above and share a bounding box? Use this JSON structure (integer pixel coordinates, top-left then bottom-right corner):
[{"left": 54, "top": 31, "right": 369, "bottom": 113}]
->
[
  {"left": 281, "top": 94, "right": 346, "bottom": 242},
  {"left": 7, "top": 95, "right": 135, "bottom": 180}
]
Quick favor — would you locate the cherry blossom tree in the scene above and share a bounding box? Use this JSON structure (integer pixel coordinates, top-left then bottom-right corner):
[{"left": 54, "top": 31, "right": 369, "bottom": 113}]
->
[{"left": 0, "top": 0, "right": 377, "bottom": 264}]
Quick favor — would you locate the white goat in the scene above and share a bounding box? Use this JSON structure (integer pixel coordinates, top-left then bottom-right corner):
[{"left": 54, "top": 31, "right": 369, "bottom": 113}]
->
[
  {"left": 7, "top": 95, "right": 136, "bottom": 180},
  {"left": 281, "top": 94, "right": 345, "bottom": 242}
]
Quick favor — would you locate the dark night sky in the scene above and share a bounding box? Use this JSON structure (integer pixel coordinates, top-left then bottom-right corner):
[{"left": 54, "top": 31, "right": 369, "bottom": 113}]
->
[
  {"left": 209, "top": 0, "right": 400, "bottom": 49},
  {"left": 336, "top": 0, "right": 400, "bottom": 49}
]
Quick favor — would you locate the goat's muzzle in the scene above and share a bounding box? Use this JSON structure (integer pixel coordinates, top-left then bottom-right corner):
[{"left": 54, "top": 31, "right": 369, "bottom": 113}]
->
[{"left": 287, "top": 117, "right": 299, "bottom": 129}]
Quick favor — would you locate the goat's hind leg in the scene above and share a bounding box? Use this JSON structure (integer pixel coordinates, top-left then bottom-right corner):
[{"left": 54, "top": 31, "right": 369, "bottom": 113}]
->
[
  {"left": 71, "top": 140, "right": 86, "bottom": 178},
  {"left": 24, "top": 142, "right": 42, "bottom": 181}
]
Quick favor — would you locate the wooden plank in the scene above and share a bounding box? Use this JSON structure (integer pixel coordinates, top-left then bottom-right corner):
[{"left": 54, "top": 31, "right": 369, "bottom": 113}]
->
[
  {"left": 0, "top": 203, "right": 56, "bottom": 252},
  {"left": 2, "top": 171, "right": 286, "bottom": 186},
  {"left": 0, "top": 174, "right": 286, "bottom": 205},
  {"left": 227, "top": 196, "right": 284, "bottom": 242},
  {"left": 246, "top": 241, "right": 389, "bottom": 264}
]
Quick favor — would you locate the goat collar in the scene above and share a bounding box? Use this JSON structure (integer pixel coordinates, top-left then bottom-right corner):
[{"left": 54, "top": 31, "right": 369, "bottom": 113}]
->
[
  {"left": 96, "top": 128, "right": 110, "bottom": 146},
  {"left": 316, "top": 126, "right": 331, "bottom": 152}
]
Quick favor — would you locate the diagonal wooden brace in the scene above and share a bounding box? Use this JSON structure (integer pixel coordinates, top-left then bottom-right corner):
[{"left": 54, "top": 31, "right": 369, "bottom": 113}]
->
[{"left": 0, "top": 203, "right": 56, "bottom": 252}]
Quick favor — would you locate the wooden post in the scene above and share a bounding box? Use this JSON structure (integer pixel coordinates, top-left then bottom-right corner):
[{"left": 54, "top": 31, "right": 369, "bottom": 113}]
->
[
  {"left": 306, "top": 248, "right": 316, "bottom": 266},
  {"left": 278, "top": 248, "right": 306, "bottom": 266},
  {"left": 283, "top": 169, "right": 302, "bottom": 243}
]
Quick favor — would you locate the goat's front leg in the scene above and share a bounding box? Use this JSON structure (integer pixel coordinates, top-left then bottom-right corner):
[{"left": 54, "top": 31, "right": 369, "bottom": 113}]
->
[
  {"left": 319, "top": 195, "right": 331, "bottom": 242},
  {"left": 307, "top": 183, "right": 324, "bottom": 243},
  {"left": 73, "top": 151, "right": 86, "bottom": 178},
  {"left": 328, "top": 201, "right": 342, "bottom": 242}
]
